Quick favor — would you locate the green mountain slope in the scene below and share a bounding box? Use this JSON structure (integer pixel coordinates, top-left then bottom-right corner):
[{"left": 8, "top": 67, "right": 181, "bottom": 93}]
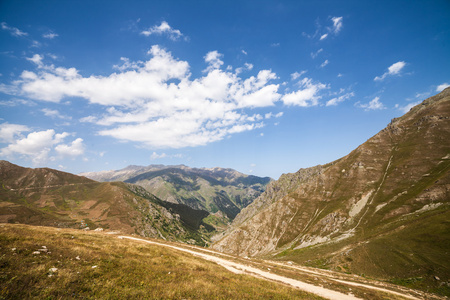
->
[
  {"left": 0, "top": 161, "right": 211, "bottom": 246},
  {"left": 81, "top": 165, "right": 272, "bottom": 228},
  {"left": 212, "top": 88, "right": 450, "bottom": 296}
]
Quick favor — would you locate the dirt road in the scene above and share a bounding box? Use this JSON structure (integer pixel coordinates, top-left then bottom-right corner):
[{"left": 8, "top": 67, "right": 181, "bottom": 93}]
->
[{"left": 119, "top": 236, "right": 381, "bottom": 300}]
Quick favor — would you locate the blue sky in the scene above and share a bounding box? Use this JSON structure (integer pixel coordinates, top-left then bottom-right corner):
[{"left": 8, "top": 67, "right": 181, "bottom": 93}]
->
[{"left": 0, "top": 0, "right": 449, "bottom": 179}]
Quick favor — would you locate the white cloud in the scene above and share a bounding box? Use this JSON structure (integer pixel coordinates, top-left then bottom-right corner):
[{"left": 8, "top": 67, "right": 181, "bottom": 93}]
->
[
  {"left": 326, "top": 92, "right": 354, "bottom": 106},
  {"left": 395, "top": 101, "right": 421, "bottom": 113},
  {"left": 0, "top": 127, "right": 84, "bottom": 164},
  {"left": 3, "top": 46, "right": 334, "bottom": 149},
  {"left": 42, "top": 108, "right": 71, "bottom": 120},
  {"left": 374, "top": 61, "right": 407, "bottom": 81},
  {"left": 43, "top": 32, "right": 58, "bottom": 39},
  {"left": 241, "top": 50, "right": 248, "bottom": 55},
  {"left": 6, "top": 46, "right": 284, "bottom": 148},
  {"left": 282, "top": 78, "right": 327, "bottom": 107},
  {"left": 150, "top": 152, "right": 167, "bottom": 160},
  {"left": 204, "top": 50, "right": 224, "bottom": 72},
  {"left": 26, "top": 54, "right": 44, "bottom": 67},
  {"left": 0, "top": 98, "right": 35, "bottom": 107},
  {"left": 235, "top": 62, "right": 253, "bottom": 74},
  {"left": 436, "top": 82, "right": 450, "bottom": 92},
  {"left": 291, "top": 70, "right": 307, "bottom": 80},
  {"left": 320, "top": 59, "right": 329, "bottom": 68},
  {"left": 312, "top": 16, "right": 343, "bottom": 41},
  {"left": 264, "top": 112, "right": 283, "bottom": 119},
  {"left": 331, "top": 17, "right": 343, "bottom": 33},
  {"left": 356, "top": 97, "right": 385, "bottom": 111},
  {"left": 141, "top": 21, "right": 185, "bottom": 41},
  {"left": 1, "top": 22, "right": 28, "bottom": 37},
  {"left": 311, "top": 48, "right": 323, "bottom": 59},
  {"left": 55, "top": 138, "right": 85, "bottom": 158},
  {"left": 112, "top": 57, "right": 144, "bottom": 71},
  {"left": 0, "top": 123, "right": 30, "bottom": 143}
]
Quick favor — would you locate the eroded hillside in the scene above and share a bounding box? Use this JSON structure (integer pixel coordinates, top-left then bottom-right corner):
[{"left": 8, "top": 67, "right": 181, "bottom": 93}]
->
[
  {"left": 212, "top": 88, "right": 450, "bottom": 296},
  {"left": 0, "top": 161, "right": 211, "bottom": 245}
]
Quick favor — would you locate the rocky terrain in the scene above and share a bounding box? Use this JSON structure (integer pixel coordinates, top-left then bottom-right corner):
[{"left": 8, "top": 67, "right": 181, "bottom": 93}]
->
[
  {"left": 80, "top": 165, "right": 272, "bottom": 228},
  {"left": 212, "top": 88, "right": 450, "bottom": 295},
  {"left": 0, "top": 161, "right": 212, "bottom": 245}
]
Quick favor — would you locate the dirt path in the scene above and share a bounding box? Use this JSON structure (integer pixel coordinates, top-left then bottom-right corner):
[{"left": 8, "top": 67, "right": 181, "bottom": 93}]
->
[{"left": 119, "top": 236, "right": 364, "bottom": 300}]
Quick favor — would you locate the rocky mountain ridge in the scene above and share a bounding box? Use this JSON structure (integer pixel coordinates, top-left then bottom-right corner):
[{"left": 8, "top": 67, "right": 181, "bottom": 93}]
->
[
  {"left": 80, "top": 164, "right": 272, "bottom": 228},
  {"left": 212, "top": 88, "right": 450, "bottom": 295}
]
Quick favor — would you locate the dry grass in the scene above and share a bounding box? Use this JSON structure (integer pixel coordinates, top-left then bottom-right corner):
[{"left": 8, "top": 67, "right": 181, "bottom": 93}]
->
[{"left": 0, "top": 224, "right": 323, "bottom": 299}]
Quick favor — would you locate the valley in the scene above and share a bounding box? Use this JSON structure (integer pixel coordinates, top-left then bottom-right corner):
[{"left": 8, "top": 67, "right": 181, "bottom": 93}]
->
[{"left": 0, "top": 88, "right": 449, "bottom": 298}]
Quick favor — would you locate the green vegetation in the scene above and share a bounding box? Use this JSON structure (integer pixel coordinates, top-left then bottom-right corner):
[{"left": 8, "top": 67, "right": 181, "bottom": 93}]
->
[{"left": 0, "top": 224, "right": 322, "bottom": 299}]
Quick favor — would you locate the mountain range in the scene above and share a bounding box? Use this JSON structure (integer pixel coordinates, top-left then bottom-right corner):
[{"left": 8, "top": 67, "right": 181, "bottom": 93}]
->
[
  {"left": 80, "top": 165, "right": 272, "bottom": 229},
  {"left": 212, "top": 87, "right": 450, "bottom": 294}
]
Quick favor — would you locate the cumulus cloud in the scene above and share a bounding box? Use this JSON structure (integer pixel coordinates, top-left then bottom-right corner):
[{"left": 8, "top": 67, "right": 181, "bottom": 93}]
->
[
  {"left": 436, "top": 82, "right": 450, "bottom": 92},
  {"left": 26, "top": 54, "right": 44, "bottom": 67},
  {"left": 0, "top": 126, "right": 84, "bottom": 164},
  {"left": 4, "top": 46, "right": 288, "bottom": 149},
  {"left": 374, "top": 61, "right": 406, "bottom": 81},
  {"left": 204, "top": 50, "right": 224, "bottom": 72},
  {"left": 356, "top": 97, "right": 385, "bottom": 111},
  {"left": 55, "top": 138, "right": 85, "bottom": 158},
  {"left": 1, "top": 22, "right": 28, "bottom": 37},
  {"left": 282, "top": 78, "right": 327, "bottom": 107},
  {"left": 326, "top": 92, "right": 354, "bottom": 106},
  {"left": 0, "top": 123, "right": 30, "bottom": 143},
  {"left": 141, "top": 21, "right": 185, "bottom": 41}
]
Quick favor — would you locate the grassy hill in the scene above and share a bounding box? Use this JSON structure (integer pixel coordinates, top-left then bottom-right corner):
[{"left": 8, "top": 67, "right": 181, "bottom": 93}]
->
[
  {"left": 0, "top": 224, "right": 322, "bottom": 299},
  {"left": 0, "top": 161, "right": 212, "bottom": 246}
]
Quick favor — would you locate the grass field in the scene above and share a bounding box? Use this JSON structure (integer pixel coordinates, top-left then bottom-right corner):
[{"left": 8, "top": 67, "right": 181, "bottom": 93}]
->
[{"left": 0, "top": 224, "right": 323, "bottom": 299}]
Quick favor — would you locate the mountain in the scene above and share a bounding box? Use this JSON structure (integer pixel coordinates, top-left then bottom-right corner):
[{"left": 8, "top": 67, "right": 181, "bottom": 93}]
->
[
  {"left": 80, "top": 165, "right": 272, "bottom": 229},
  {"left": 212, "top": 88, "right": 450, "bottom": 295},
  {"left": 0, "top": 161, "right": 212, "bottom": 246}
]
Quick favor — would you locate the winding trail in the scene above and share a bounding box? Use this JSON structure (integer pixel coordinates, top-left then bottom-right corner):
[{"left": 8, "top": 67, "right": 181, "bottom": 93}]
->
[{"left": 118, "top": 235, "right": 421, "bottom": 300}]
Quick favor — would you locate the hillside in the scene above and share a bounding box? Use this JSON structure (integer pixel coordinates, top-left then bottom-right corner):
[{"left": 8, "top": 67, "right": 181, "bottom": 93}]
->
[
  {"left": 212, "top": 88, "right": 450, "bottom": 296},
  {"left": 1, "top": 224, "right": 438, "bottom": 300},
  {"left": 0, "top": 224, "right": 324, "bottom": 300},
  {"left": 0, "top": 161, "right": 211, "bottom": 246},
  {"left": 80, "top": 165, "right": 272, "bottom": 228}
]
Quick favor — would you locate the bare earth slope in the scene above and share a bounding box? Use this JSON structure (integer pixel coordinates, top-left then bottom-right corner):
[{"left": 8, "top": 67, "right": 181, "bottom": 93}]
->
[
  {"left": 0, "top": 161, "right": 211, "bottom": 245},
  {"left": 212, "top": 88, "right": 450, "bottom": 296}
]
